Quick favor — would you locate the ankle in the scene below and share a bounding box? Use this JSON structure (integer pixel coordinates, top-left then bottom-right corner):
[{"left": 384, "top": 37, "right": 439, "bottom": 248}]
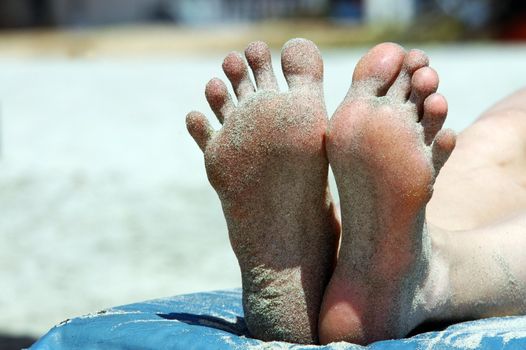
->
[{"left": 410, "top": 226, "right": 452, "bottom": 324}]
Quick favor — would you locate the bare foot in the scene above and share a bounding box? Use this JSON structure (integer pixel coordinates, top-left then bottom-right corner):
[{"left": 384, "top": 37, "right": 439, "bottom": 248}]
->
[
  {"left": 319, "top": 43, "right": 456, "bottom": 345},
  {"left": 186, "top": 39, "right": 339, "bottom": 344}
]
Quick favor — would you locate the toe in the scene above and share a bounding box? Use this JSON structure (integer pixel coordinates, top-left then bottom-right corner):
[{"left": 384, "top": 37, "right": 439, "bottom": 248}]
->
[
  {"left": 281, "top": 38, "right": 323, "bottom": 89},
  {"left": 205, "top": 78, "right": 235, "bottom": 124},
  {"left": 222, "top": 51, "right": 255, "bottom": 102},
  {"left": 350, "top": 42, "right": 405, "bottom": 96},
  {"left": 421, "top": 93, "right": 448, "bottom": 145},
  {"left": 186, "top": 111, "right": 214, "bottom": 152},
  {"left": 386, "top": 49, "right": 429, "bottom": 101},
  {"left": 245, "top": 41, "right": 279, "bottom": 91},
  {"left": 432, "top": 128, "right": 456, "bottom": 173},
  {"left": 409, "top": 67, "right": 439, "bottom": 116}
]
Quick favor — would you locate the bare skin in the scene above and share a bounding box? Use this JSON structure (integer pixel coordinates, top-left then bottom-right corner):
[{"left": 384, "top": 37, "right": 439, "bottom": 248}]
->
[
  {"left": 427, "top": 88, "right": 526, "bottom": 326},
  {"left": 319, "top": 43, "right": 526, "bottom": 345},
  {"left": 319, "top": 43, "right": 456, "bottom": 344},
  {"left": 186, "top": 39, "right": 339, "bottom": 344},
  {"left": 187, "top": 39, "right": 526, "bottom": 345},
  {"left": 428, "top": 88, "right": 526, "bottom": 231}
]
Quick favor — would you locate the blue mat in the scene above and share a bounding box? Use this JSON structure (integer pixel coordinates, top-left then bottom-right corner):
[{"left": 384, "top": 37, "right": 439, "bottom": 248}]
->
[{"left": 31, "top": 289, "right": 526, "bottom": 349}]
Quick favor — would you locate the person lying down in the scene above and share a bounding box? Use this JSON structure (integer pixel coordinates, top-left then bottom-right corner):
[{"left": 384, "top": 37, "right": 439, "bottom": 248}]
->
[{"left": 186, "top": 38, "right": 526, "bottom": 345}]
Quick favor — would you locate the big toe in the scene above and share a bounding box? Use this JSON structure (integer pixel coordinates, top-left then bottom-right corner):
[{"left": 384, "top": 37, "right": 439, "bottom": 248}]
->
[
  {"left": 351, "top": 42, "right": 405, "bottom": 96},
  {"left": 281, "top": 38, "right": 323, "bottom": 89}
]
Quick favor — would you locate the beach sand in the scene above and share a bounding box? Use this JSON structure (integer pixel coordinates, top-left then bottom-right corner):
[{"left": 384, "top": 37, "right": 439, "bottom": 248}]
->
[{"left": 1, "top": 44, "right": 526, "bottom": 338}]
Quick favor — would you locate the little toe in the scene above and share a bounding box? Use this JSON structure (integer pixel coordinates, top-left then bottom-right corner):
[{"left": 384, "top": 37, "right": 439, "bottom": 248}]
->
[
  {"left": 245, "top": 41, "right": 279, "bottom": 91},
  {"left": 387, "top": 49, "right": 429, "bottom": 101},
  {"left": 205, "top": 77, "right": 235, "bottom": 124},
  {"left": 222, "top": 51, "right": 255, "bottom": 102},
  {"left": 421, "top": 93, "right": 448, "bottom": 145},
  {"left": 350, "top": 42, "right": 405, "bottom": 96},
  {"left": 432, "top": 128, "right": 456, "bottom": 173},
  {"left": 281, "top": 38, "right": 323, "bottom": 89},
  {"left": 408, "top": 67, "right": 439, "bottom": 116},
  {"left": 186, "top": 111, "right": 214, "bottom": 152}
]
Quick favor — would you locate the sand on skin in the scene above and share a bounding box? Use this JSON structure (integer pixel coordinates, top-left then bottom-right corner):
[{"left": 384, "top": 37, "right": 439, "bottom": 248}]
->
[{"left": 1, "top": 45, "right": 526, "bottom": 338}]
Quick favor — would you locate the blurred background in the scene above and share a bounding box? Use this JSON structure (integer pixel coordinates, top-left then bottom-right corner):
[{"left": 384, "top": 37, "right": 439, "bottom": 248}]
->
[{"left": 1, "top": 0, "right": 526, "bottom": 349}]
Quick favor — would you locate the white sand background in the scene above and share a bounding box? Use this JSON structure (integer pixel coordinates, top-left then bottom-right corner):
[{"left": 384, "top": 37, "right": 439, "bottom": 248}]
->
[{"left": 1, "top": 44, "right": 525, "bottom": 338}]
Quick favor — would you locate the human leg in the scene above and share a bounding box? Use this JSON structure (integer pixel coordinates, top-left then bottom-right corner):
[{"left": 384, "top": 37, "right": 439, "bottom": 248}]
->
[
  {"left": 319, "top": 43, "right": 455, "bottom": 344},
  {"left": 186, "top": 39, "right": 339, "bottom": 344},
  {"left": 428, "top": 88, "right": 526, "bottom": 230},
  {"left": 319, "top": 44, "right": 526, "bottom": 345},
  {"left": 425, "top": 88, "right": 526, "bottom": 329},
  {"left": 432, "top": 213, "right": 526, "bottom": 323}
]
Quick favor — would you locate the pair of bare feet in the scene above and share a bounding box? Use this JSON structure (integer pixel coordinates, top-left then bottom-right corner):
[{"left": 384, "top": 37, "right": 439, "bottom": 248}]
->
[{"left": 186, "top": 39, "right": 458, "bottom": 345}]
